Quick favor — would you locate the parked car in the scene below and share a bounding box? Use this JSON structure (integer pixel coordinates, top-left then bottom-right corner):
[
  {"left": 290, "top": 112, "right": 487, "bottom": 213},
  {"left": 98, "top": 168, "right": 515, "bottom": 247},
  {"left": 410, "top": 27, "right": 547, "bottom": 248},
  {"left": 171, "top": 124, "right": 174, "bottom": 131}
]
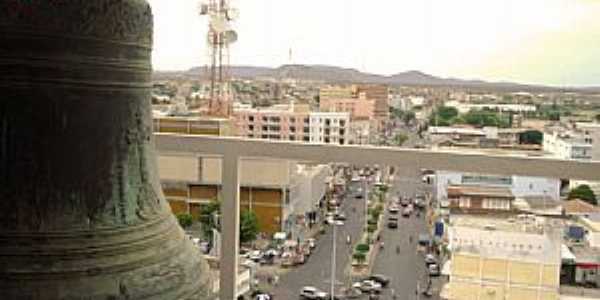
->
[
  {"left": 249, "top": 250, "right": 264, "bottom": 263},
  {"left": 307, "top": 238, "right": 317, "bottom": 249},
  {"left": 300, "top": 286, "right": 329, "bottom": 299},
  {"left": 335, "top": 212, "right": 347, "bottom": 221},
  {"left": 388, "top": 205, "right": 399, "bottom": 214},
  {"left": 400, "top": 197, "right": 410, "bottom": 207},
  {"left": 387, "top": 217, "right": 398, "bottom": 229},
  {"left": 352, "top": 280, "right": 382, "bottom": 294},
  {"left": 402, "top": 206, "right": 412, "bottom": 217},
  {"left": 428, "top": 263, "right": 441, "bottom": 276},
  {"left": 424, "top": 253, "right": 437, "bottom": 265},
  {"left": 366, "top": 274, "right": 390, "bottom": 287}
]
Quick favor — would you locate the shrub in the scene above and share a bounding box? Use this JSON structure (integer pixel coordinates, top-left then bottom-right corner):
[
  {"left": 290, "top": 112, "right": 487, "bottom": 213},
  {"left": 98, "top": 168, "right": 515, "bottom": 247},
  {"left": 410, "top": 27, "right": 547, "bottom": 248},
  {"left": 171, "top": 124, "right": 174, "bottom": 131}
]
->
[
  {"left": 367, "top": 224, "right": 377, "bottom": 233},
  {"left": 353, "top": 252, "right": 366, "bottom": 264},
  {"left": 176, "top": 213, "right": 193, "bottom": 228},
  {"left": 355, "top": 243, "right": 370, "bottom": 253}
]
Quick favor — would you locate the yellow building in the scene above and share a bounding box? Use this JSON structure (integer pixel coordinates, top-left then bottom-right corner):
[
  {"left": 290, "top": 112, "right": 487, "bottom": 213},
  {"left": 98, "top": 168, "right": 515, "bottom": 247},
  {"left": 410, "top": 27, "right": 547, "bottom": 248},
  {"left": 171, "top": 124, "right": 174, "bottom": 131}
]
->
[
  {"left": 442, "top": 215, "right": 562, "bottom": 300},
  {"left": 319, "top": 85, "right": 355, "bottom": 101},
  {"left": 153, "top": 114, "right": 291, "bottom": 234}
]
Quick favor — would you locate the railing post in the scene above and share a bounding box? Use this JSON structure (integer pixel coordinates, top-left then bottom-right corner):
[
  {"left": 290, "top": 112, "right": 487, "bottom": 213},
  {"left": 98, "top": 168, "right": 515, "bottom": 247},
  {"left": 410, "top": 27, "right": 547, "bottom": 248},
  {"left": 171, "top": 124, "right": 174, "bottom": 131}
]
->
[{"left": 220, "top": 154, "right": 240, "bottom": 300}]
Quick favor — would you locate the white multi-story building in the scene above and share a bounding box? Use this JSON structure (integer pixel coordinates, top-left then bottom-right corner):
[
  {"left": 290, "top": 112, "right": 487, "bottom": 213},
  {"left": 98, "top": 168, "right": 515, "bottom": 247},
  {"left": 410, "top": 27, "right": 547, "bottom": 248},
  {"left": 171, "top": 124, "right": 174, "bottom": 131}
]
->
[
  {"left": 435, "top": 171, "right": 561, "bottom": 205},
  {"left": 445, "top": 100, "right": 537, "bottom": 114},
  {"left": 543, "top": 130, "right": 593, "bottom": 161},
  {"left": 308, "top": 112, "right": 350, "bottom": 144}
]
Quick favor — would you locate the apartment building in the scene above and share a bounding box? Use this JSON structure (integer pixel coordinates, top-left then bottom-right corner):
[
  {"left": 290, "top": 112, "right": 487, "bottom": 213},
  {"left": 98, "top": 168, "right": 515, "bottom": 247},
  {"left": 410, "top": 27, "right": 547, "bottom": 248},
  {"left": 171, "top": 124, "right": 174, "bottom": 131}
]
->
[
  {"left": 233, "top": 103, "right": 350, "bottom": 145},
  {"left": 356, "top": 84, "right": 390, "bottom": 119},
  {"left": 543, "top": 130, "right": 592, "bottom": 161},
  {"left": 319, "top": 97, "right": 376, "bottom": 120},
  {"left": 309, "top": 112, "right": 350, "bottom": 144},
  {"left": 233, "top": 102, "right": 311, "bottom": 142},
  {"left": 442, "top": 215, "right": 562, "bottom": 300},
  {"left": 319, "top": 85, "right": 355, "bottom": 100}
]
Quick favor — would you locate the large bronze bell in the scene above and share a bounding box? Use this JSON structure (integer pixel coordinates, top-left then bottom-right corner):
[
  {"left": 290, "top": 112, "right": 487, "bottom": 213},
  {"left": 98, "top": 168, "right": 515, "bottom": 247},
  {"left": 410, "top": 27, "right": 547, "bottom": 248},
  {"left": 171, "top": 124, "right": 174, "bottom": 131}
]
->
[{"left": 0, "top": 1, "right": 212, "bottom": 299}]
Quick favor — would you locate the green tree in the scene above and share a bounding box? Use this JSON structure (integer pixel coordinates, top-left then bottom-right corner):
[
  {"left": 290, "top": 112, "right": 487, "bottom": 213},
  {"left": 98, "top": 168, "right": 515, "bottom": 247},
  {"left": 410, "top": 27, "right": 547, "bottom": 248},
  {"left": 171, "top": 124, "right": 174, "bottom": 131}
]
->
[
  {"left": 403, "top": 111, "right": 416, "bottom": 126},
  {"left": 176, "top": 213, "right": 193, "bottom": 228},
  {"left": 394, "top": 133, "right": 408, "bottom": 146},
  {"left": 568, "top": 185, "right": 597, "bottom": 205},
  {"left": 353, "top": 251, "right": 366, "bottom": 264},
  {"left": 199, "top": 199, "right": 220, "bottom": 239},
  {"left": 355, "top": 243, "right": 370, "bottom": 253},
  {"left": 595, "top": 114, "right": 600, "bottom": 122},
  {"left": 437, "top": 106, "right": 459, "bottom": 120},
  {"left": 240, "top": 210, "right": 260, "bottom": 243}
]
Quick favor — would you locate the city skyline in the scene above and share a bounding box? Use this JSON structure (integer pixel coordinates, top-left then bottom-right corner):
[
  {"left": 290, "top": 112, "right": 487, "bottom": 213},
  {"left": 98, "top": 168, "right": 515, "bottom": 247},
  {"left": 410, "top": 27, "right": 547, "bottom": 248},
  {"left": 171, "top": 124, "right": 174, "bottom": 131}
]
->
[{"left": 148, "top": 0, "right": 600, "bottom": 87}]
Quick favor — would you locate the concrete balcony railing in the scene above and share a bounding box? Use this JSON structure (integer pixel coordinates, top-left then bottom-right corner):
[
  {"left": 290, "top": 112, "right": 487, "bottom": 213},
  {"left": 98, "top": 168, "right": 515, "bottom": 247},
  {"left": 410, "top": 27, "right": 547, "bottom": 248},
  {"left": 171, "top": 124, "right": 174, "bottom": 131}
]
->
[{"left": 154, "top": 133, "right": 600, "bottom": 300}]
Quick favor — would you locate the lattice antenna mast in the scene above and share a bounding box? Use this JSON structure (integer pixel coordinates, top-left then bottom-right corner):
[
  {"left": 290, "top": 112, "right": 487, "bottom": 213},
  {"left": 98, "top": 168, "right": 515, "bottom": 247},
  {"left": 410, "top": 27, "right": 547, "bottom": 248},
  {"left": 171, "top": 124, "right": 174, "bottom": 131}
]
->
[{"left": 199, "top": 0, "right": 238, "bottom": 117}]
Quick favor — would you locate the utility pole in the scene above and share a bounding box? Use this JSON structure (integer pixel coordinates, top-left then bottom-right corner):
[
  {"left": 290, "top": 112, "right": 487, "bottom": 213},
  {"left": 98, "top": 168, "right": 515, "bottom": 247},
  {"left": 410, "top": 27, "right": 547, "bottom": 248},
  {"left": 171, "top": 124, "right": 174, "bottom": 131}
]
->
[{"left": 331, "top": 222, "right": 337, "bottom": 299}]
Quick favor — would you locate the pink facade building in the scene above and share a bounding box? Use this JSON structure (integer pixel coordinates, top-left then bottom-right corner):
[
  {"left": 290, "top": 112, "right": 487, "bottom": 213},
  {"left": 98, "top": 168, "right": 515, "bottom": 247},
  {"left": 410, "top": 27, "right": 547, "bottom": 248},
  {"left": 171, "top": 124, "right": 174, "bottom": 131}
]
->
[
  {"left": 233, "top": 103, "right": 350, "bottom": 145},
  {"left": 319, "top": 98, "right": 376, "bottom": 120},
  {"left": 234, "top": 104, "right": 310, "bottom": 142}
]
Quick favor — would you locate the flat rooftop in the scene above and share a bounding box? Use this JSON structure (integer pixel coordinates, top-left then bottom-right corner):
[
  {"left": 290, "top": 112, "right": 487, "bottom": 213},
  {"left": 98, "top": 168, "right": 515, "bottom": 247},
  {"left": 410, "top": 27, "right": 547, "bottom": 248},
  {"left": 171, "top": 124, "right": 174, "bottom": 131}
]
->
[{"left": 451, "top": 214, "right": 556, "bottom": 235}]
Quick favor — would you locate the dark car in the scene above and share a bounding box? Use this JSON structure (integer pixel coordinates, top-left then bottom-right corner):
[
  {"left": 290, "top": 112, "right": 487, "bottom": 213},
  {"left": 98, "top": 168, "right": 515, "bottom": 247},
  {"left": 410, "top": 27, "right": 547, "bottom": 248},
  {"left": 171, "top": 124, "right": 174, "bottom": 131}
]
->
[
  {"left": 366, "top": 274, "right": 390, "bottom": 287},
  {"left": 387, "top": 217, "right": 398, "bottom": 229}
]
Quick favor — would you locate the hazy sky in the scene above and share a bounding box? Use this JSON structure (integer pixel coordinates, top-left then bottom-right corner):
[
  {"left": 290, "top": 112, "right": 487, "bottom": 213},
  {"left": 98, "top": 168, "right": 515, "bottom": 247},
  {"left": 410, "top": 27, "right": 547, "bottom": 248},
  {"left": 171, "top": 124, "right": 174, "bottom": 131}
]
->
[{"left": 148, "top": 0, "right": 600, "bottom": 86}]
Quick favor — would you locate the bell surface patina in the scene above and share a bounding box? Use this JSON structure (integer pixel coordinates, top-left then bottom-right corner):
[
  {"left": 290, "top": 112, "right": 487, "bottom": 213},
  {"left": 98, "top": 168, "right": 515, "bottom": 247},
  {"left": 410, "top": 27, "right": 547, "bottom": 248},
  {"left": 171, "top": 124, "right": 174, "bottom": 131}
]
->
[{"left": 0, "top": 1, "right": 212, "bottom": 299}]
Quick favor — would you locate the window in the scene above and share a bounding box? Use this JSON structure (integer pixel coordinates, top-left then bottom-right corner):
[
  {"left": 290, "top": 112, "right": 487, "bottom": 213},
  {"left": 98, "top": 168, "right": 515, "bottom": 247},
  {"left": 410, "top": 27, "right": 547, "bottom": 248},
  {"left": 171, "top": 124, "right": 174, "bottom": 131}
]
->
[
  {"left": 340, "top": 129, "right": 345, "bottom": 135},
  {"left": 262, "top": 116, "right": 268, "bottom": 122},
  {"left": 248, "top": 116, "right": 254, "bottom": 122},
  {"left": 303, "top": 136, "right": 310, "bottom": 142},
  {"left": 290, "top": 126, "right": 296, "bottom": 132},
  {"left": 483, "top": 199, "right": 509, "bottom": 210},
  {"left": 289, "top": 135, "right": 296, "bottom": 141},
  {"left": 340, "top": 120, "right": 346, "bottom": 127},
  {"left": 290, "top": 117, "right": 296, "bottom": 123},
  {"left": 303, "top": 127, "right": 309, "bottom": 133},
  {"left": 325, "top": 137, "right": 330, "bottom": 143},
  {"left": 459, "top": 197, "right": 470, "bottom": 208},
  {"left": 303, "top": 117, "right": 309, "bottom": 124},
  {"left": 262, "top": 125, "right": 268, "bottom": 131},
  {"left": 248, "top": 125, "right": 254, "bottom": 131},
  {"left": 339, "top": 139, "right": 345, "bottom": 145}
]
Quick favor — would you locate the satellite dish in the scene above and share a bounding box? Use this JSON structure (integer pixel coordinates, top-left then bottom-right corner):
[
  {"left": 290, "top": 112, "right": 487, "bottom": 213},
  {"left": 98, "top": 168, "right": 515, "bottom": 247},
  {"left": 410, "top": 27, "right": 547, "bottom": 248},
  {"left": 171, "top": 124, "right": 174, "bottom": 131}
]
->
[
  {"left": 223, "top": 30, "right": 238, "bottom": 44},
  {"left": 226, "top": 8, "right": 239, "bottom": 21},
  {"left": 210, "top": 15, "right": 229, "bottom": 33},
  {"left": 198, "top": 3, "right": 209, "bottom": 15}
]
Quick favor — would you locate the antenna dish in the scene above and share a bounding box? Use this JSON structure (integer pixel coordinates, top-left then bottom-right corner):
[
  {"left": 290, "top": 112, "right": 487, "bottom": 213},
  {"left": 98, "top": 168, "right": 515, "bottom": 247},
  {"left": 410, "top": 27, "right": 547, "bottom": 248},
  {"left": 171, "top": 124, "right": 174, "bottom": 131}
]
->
[
  {"left": 226, "top": 8, "right": 239, "bottom": 21},
  {"left": 223, "top": 30, "right": 238, "bottom": 44},
  {"left": 198, "top": 3, "right": 209, "bottom": 15}
]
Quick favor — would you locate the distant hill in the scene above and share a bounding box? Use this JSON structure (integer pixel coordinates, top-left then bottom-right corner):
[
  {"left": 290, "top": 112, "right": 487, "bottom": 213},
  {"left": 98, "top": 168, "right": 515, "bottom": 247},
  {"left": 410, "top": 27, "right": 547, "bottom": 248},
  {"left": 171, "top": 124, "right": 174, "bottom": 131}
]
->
[{"left": 154, "top": 64, "right": 598, "bottom": 92}]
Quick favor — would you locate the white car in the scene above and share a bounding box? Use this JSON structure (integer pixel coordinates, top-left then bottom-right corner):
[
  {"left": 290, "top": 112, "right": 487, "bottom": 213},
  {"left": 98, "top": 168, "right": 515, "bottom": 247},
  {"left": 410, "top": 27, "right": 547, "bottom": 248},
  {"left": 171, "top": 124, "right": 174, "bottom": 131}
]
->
[
  {"left": 300, "top": 286, "right": 328, "bottom": 299},
  {"left": 249, "top": 250, "right": 263, "bottom": 262},
  {"left": 353, "top": 280, "right": 382, "bottom": 293},
  {"left": 424, "top": 253, "right": 436, "bottom": 265}
]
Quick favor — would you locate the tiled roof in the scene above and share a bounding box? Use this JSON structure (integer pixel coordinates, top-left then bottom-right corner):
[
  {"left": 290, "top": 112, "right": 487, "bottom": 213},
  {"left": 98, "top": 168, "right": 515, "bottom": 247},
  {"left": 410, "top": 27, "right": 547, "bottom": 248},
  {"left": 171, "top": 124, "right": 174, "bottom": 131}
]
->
[{"left": 563, "top": 199, "right": 600, "bottom": 214}]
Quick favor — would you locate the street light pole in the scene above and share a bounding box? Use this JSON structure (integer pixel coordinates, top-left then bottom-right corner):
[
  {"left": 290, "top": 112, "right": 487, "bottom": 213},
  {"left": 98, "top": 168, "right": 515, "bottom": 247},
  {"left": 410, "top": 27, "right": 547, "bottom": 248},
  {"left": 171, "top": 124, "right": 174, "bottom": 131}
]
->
[
  {"left": 331, "top": 222, "right": 337, "bottom": 299},
  {"left": 364, "top": 177, "right": 368, "bottom": 237}
]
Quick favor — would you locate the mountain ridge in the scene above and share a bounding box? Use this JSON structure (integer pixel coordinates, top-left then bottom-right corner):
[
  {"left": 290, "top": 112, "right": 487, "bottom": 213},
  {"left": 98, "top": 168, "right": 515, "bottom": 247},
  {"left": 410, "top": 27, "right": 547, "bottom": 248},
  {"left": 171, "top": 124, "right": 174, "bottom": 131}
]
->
[{"left": 153, "top": 64, "right": 599, "bottom": 92}]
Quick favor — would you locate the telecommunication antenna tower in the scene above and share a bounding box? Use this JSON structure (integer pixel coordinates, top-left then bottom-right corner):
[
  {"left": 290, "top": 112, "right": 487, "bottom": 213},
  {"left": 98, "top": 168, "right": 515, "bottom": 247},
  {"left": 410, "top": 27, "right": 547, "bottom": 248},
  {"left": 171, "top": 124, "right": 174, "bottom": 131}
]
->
[{"left": 199, "top": 0, "right": 238, "bottom": 117}]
